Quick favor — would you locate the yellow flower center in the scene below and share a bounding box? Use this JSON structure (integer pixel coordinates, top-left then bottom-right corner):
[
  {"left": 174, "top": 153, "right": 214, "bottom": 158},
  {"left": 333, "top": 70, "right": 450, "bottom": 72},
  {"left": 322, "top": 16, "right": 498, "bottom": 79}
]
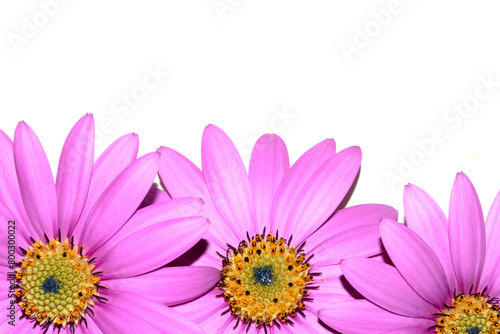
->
[
  {"left": 219, "top": 233, "right": 313, "bottom": 329},
  {"left": 435, "top": 292, "right": 500, "bottom": 334},
  {"left": 16, "top": 238, "right": 101, "bottom": 329}
]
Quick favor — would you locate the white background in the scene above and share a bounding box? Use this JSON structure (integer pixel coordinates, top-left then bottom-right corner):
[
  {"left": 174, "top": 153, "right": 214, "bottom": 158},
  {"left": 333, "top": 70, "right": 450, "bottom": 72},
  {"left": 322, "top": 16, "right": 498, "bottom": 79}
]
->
[{"left": 1, "top": 1, "right": 500, "bottom": 221}]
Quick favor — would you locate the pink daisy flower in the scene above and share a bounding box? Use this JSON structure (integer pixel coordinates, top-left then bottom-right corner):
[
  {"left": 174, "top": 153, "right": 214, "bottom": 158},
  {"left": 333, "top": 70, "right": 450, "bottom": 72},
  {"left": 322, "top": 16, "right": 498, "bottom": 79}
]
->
[
  {"left": 157, "top": 124, "right": 397, "bottom": 333},
  {"left": 1, "top": 115, "right": 217, "bottom": 333},
  {"left": 319, "top": 172, "right": 500, "bottom": 334}
]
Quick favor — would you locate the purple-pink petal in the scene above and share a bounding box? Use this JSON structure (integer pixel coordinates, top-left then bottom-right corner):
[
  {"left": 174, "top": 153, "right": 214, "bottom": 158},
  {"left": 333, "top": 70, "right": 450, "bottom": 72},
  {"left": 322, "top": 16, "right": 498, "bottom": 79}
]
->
[
  {"left": 0, "top": 130, "right": 26, "bottom": 223},
  {"left": 270, "top": 138, "right": 336, "bottom": 234},
  {"left": 311, "top": 224, "right": 383, "bottom": 266},
  {"left": 404, "top": 184, "right": 458, "bottom": 291},
  {"left": 197, "top": 309, "right": 232, "bottom": 333},
  {"left": 138, "top": 186, "right": 171, "bottom": 209},
  {"left": 481, "top": 189, "right": 500, "bottom": 295},
  {"left": 158, "top": 146, "right": 238, "bottom": 249},
  {"left": 448, "top": 172, "right": 486, "bottom": 292},
  {"left": 93, "top": 290, "right": 204, "bottom": 333},
  {"left": 306, "top": 204, "right": 397, "bottom": 250},
  {"left": 341, "top": 257, "right": 437, "bottom": 318},
  {"left": 381, "top": 219, "right": 451, "bottom": 307},
  {"left": 0, "top": 130, "right": 33, "bottom": 245},
  {"left": 309, "top": 264, "right": 360, "bottom": 311},
  {"left": 172, "top": 289, "right": 226, "bottom": 324},
  {"left": 92, "top": 197, "right": 203, "bottom": 259},
  {"left": 80, "top": 152, "right": 159, "bottom": 252},
  {"left": 98, "top": 217, "right": 209, "bottom": 279},
  {"left": 104, "top": 266, "right": 220, "bottom": 306},
  {"left": 14, "top": 121, "right": 58, "bottom": 239},
  {"left": 284, "top": 146, "right": 361, "bottom": 244},
  {"left": 248, "top": 134, "right": 289, "bottom": 233},
  {"left": 201, "top": 124, "right": 256, "bottom": 235},
  {"left": 318, "top": 299, "right": 433, "bottom": 334},
  {"left": 72, "top": 133, "right": 139, "bottom": 237},
  {"left": 55, "top": 114, "right": 95, "bottom": 239},
  {"left": 381, "top": 328, "right": 431, "bottom": 334},
  {"left": 291, "top": 309, "right": 327, "bottom": 334},
  {"left": 81, "top": 315, "right": 104, "bottom": 333}
]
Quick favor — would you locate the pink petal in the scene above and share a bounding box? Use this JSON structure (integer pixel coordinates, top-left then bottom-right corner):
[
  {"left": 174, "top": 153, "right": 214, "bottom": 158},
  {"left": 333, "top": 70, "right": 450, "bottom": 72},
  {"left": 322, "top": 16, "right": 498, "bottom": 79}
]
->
[
  {"left": 168, "top": 238, "right": 222, "bottom": 268},
  {"left": 80, "top": 152, "right": 159, "bottom": 252},
  {"left": 158, "top": 146, "right": 238, "bottom": 249},
  {"left": 285, "top": 146, "right": 361, "bottom": 244},
  {"left": 172, "top": 289, "right": 226, "bottom": 324},
  {"left": 71, "top": 133, "right": 139, "bottom": 237},
  {"left": 404, "top": 184, "right": 458, "bottom": 291},
  {"left": 290, "top": 309, "right": 328, "bottom": 334},
  {"left": 341, "top": 257, "right": 437, "bottom": 318},
  {"left": 311, "top": 224, "right": 383, "bottom": 266},
  {"left": 93, "top": 290, "right": 204, "bottom": 333},
  {"left": 0, "top": 130, "right": 24, "bottom": 220},
  {"left": 481, "top": 189, "right": 500, "bottom": 295},
  {"left": 270, "top": 139, "right": 336, "bottom": 234},
  {"left": 197, "top": 309, "right": 232, "bottom": 333},
  {"left": 14, "top": 121, "right": 58, "bottom": 239},
  {"left": 381, "top": 219, "right": 451, "bottom": 307},
  {"left": 0, "top": 130, "right": 33, "bottom": 245},
  {"left": 104, "top": 266, "right": 220, "bottom": 306},
  {"left": 98, "top": 217, "right": 209, "bottom": 279},
  {"left": 448, "top": 172, "right": 485, "bottom": 291},
  {"left": 248, "top": 134, "right": 289, "bottom": 233},
  {"left": 56, "top": 114, "right": 95, "bottom": 239},
  {"left": 381, "top": 328, "right": 431, "bottom": 334},
  {"left": 138, "top": 186, "right": 171, "bottom": 209},
  {"left": 318, "top": 300, "right": 433, "bottom": 334},
  {"left": 201, "top": 124, "right": 256, "bottom": 235},
  {"left": 81, "top": 315, "right": 104, "bottom": 334},
  {"left": 306, "top": 204, "right": 397, "bottom": 251},
  {"left": 92, "top": 197, "right": 204, "bottom": 259},
  {"left": 308, "top": 265, "right": 357, "bottom": 310}
]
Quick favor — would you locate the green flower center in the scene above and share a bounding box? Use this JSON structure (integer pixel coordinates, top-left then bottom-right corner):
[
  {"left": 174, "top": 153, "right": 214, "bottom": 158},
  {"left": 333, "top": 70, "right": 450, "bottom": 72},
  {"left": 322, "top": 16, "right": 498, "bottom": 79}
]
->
[{"left": 16, "top": 238, "right": 101, "bottom": 329}]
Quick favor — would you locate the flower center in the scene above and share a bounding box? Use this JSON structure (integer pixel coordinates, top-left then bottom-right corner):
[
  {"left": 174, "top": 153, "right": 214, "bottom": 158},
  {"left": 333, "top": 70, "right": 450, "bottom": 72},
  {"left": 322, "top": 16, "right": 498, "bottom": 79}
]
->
[
  {"left": 435, "top": 291, "right": 500, "bottom": 334},
  {"left": 16, "top": 238, "right": 101, "bottom": 329},
  {"left": 219, "top": 233, "right": 313, "bottom": 329}
]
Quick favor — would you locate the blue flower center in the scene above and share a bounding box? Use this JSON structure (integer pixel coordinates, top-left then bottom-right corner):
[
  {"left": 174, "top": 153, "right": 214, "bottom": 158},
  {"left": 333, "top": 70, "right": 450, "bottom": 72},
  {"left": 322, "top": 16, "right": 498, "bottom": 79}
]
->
[
  {"left": 466, "top": 327, "right": 481, "bottom": 334},
  {"left": 252, "top": 265, "right": 276, "bottom": 285},
  {"left": 41, "top": 275, "right": 60, "bottom": 294}
]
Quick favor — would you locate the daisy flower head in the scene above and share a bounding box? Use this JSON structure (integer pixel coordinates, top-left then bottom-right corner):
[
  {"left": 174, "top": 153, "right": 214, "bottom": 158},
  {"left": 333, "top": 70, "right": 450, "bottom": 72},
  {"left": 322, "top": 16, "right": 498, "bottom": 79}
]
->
[
  {"left": 318, "top": 172, "right": 500, "bottom": 334},
  {"left": 1, "top": 114, "right": 213, "bottom": 333},
  {"left": 158, "top": 124, "right": 397, "bottom": 333}
]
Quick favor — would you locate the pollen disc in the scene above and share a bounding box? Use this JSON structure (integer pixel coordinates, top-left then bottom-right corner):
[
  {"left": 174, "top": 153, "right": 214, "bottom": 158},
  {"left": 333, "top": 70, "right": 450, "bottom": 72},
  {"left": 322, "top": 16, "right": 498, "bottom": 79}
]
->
[
  {"left": 16, "top": 238, "right": 101, "bottom": 328},
  {"left": 220, "top": 233, "right": 312, "bottom": 327},
  {"left": 435, "top": 292, "right": 500, "bottom": 334}
]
